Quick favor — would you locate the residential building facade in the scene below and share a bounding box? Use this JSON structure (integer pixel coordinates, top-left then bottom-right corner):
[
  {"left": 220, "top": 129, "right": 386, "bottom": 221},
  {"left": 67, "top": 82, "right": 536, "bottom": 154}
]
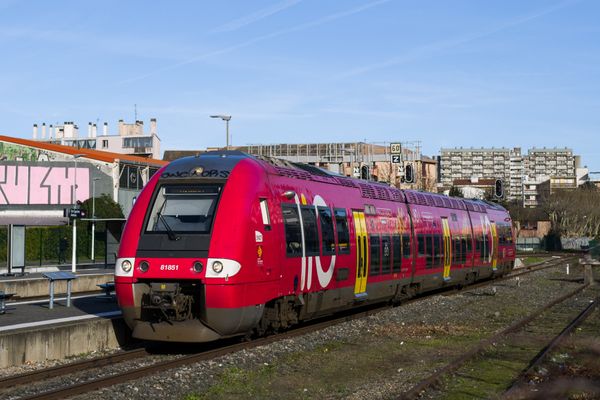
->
[
  {"left": 32, "top": 118, "right": 161, "bottom": 159},
  {"left": 440, "top": 146, "right": 578, "bottom": 205}
]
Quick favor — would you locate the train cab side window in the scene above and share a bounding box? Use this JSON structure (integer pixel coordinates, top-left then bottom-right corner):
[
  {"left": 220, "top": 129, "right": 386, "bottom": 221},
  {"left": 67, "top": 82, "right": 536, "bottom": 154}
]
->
[
  {"left": 282, "top": 204, "right": 302, "bottom": 257},
  {"left": 369, "top": 235, "right": 381, "bottom": 276},
  {"left": 334, "top": 209, "right": 351, "bottom": 254},
  {"left": 318, "top": 207, "right": 336, "bottom": 256},
  {"left": 381, "top": 236, "right": 391, "bottom": 274},
  {"left": 402, "top": 234, "right": 411, "bottom": 259},
  {"left": 259, "top": 198, "right": 271, "bottom": 231},
  {"left": 392, "top": 235, "right": 402, "bottom": 272},
  {"left": 300, "top": 206, "right": 319, "bottom": 256}
]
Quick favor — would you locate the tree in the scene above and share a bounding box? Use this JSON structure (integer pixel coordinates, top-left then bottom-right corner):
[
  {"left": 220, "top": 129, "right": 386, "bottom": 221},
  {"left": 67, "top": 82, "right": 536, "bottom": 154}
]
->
[{"left": 81, "top": 194, "right": 124, "bottom": 219}]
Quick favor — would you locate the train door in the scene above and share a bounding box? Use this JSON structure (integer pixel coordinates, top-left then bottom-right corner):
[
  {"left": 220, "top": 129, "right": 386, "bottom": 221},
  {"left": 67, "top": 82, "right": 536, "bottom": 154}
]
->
[
  {"left": 442, "top": 218, "right": 451, "bottom": 281},
  {"left": 490, "top": 221, "right": 498, "bottom": 271},
  {"left": 352, "top": 211, "right": 368, "bottom": 296}
]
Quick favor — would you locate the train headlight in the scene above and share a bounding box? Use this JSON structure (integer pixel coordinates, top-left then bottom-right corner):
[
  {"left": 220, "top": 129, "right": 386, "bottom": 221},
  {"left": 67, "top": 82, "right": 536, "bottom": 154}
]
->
[
  {"left": 121, "top": 259, "right": 132, "bottom": 273},
  {"left": 193, "top": 261, "right": 203, "bottom": 273},
  {"left": 139, "top": 260, "right": 150, "bottom": 273},
  {"left": 212, "top": 261, "right": 224, "bottom": 274}
]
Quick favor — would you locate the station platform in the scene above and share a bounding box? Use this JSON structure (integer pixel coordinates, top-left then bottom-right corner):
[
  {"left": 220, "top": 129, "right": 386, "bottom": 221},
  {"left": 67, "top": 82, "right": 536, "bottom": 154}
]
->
[
  {"left": 1, "top": 264, "right": 115, "bottom": 299},
  {"left": 0, "top": 266, "right": 132, "bottom": 368}
]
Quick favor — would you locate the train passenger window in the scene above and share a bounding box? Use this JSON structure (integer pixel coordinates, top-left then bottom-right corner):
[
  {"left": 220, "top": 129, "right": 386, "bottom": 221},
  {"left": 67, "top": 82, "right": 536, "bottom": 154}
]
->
[
  {"left": 318, "top": 207, "right": 336, "bottom": 256},
  {"left": 402, "top": 234, "right": 411, "bottom": 259},
  {"left": 282, "top": 204, "right": 303, "bottom": 257},
  {"left": 479, "top": 235, "right": 486, "bottom": 258},
  {"left": 300, "top": 206, "right": 319, "bottom": 256},
  {"left": 369, "top": 235, "right": 381, "bottom": 276},
  {"left": 466, "top": 235, "right": 472, "bottom": 253},
  {"left": 381, "top": 236, "right": 391, "bottom": 274},
  {"left": 146, "top": 184, "right": 221, "bottom": 234},
  {"left": 334, "top": 209, "right": 351, "bottom": 254},
  {"left": 259, "top": 198, "right": 271, "bottom": 230},
  {"left": 453, "top": 238, "right": 461, "bottom": 264},
  {"left": 417, "top": 235, "right": 425, "bottom": 257},
  {"left": 433, "top": 235, "right": 442, "bottom": 267},
  {"left": 392, "top": 235, "right": 401, "bottom": 272},
  {"left": 426, "top": 235, "right": 433, "bottom": 268},
  {"left": 461, "top": 238, "right": 467, "bottom": 263}
]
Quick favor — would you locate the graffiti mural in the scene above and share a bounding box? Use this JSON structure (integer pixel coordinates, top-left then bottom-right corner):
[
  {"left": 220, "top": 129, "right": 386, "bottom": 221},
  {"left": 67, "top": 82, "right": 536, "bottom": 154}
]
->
[
  {"left": 0, "top": 165, "right": 89, "bottom": 205},
  {"left": 0, "top": 142, "right": 59, "bottom": 162}
]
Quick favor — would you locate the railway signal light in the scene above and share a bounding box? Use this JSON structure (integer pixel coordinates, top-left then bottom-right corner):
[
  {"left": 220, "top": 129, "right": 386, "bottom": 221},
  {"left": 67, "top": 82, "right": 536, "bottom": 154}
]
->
[
  {"left": 494, "top": 179, "right": 504, "bottom": 199},
  {"left": 404, "top": 163, "right": 414, "bottom": 183},
  {"left": 360, "top": 165, "right": 370, "bottom": 180}
]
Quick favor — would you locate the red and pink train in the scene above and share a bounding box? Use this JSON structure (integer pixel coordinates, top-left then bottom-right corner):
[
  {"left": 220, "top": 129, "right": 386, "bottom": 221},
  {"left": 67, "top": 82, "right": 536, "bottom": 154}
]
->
[{"left": 115, "top": 151, "right": 515, "bottom": 342}]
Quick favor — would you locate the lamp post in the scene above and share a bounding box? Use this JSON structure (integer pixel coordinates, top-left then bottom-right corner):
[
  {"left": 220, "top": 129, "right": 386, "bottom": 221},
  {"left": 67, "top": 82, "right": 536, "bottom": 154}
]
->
[
  {"left": 210, "top": 115, "right": 232, "bottom": 149},
  {"left": 91, "top": 177, "right": 101, "bottom": 263},
  {"left": 72, "top": 154, "right": 84, "bottom": 273},
  {"left": 342, "top": 147, "right": 356, "bottom": 177}
]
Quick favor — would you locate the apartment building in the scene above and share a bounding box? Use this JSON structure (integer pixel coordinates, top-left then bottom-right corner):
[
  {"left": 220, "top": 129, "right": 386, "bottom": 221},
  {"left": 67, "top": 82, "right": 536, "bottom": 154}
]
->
[
  {"left": 32, "top": 118, "right": 161, "bottom": 159},
  {"left": 440, "top": 147, "right": 577, "bottom": 204}
]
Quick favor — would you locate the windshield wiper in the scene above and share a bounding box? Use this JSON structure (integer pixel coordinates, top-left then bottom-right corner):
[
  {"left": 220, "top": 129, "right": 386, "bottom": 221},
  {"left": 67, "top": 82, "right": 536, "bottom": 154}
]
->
[{"left": 158, "top": 213, "right": 180, "bottom": 241}]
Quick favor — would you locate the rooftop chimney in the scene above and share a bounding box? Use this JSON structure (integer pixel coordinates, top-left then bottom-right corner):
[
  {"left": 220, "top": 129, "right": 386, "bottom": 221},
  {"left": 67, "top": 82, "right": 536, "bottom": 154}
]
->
[
  {"left": 33, "top": 124, "right": 38, "bottom": 140},
  {"left": 49, "top": 124, "right": 53, "bottom": 139},
  {"left": 150, "top": 118, "right": 157, "bottom": 135},
  {"left": 88, "top": 122, "right": 92, "bottom": 138},
  {"left": 41, "top": 123, "right": 46, "bottom": 140},
  {"left": 103, "top": 122, "right": 108, "bottom": 136},
  {"left": 92, "top": 123, "right": 97, "bottom": 138}
]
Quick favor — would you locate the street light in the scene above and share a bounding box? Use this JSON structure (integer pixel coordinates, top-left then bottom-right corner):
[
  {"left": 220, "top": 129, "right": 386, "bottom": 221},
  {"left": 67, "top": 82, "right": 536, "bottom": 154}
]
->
[
  {"left": 72, "top": 154, "right": 84, "bottom": 273},
  {"left": 91, "top": 177, "right": 101, "bottom": 263},
  {"left": 210, "top": 115, "right": 232, "bottom": 149},
  {"left": 342, "top": 147, "right": 356, "bottom": 177}
]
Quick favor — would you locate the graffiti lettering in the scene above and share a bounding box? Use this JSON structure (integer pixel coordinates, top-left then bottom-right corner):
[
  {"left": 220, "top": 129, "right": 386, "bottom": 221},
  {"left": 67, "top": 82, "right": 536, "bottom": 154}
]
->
[{"left": 0, "top": 165, "right": 89, "bottom": 205}]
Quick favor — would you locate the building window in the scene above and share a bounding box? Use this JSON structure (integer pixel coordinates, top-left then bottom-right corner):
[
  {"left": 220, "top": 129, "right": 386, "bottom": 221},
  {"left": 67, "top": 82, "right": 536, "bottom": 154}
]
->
[
  {"left": 102, "top": 140, "right": 109, "bottom": 149},
  {"left": 123, "top": 137, "right": 153, "bottom": 149}
]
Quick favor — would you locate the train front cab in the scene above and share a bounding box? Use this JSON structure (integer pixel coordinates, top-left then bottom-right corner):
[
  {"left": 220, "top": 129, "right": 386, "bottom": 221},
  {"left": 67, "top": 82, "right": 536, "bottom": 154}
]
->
[{"left": 116, "top": 154, "right": 272, "bottom": 342}]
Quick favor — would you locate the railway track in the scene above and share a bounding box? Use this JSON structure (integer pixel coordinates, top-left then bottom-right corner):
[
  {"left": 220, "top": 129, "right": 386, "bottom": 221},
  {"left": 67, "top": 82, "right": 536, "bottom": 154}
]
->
[
  {"left": 400, "top": 278, "right": 595, "bottom": 399},
  {"left": 1, "top": 255, "right": 573, "bottom": 400},
  {"left": 502, "top": 295, "right": 600, "bottom": 399}
]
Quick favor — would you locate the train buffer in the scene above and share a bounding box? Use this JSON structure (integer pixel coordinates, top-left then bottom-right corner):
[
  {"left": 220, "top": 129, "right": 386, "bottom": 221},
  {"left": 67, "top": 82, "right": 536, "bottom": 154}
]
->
[
  {"left": 42, "top": 271, "right": 77, "bottom": 309},
  {"left": 97, "top": 281, "right": 115, "bottom": 299},
  {"left": 0, "top": 290, "right": 16, "bottom": 314}
]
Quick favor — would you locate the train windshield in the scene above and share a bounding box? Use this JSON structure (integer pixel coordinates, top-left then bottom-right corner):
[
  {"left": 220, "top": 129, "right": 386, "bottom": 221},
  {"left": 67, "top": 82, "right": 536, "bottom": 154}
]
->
[{"left": 146, "top": 184, "right": 222, "bottom": 234}]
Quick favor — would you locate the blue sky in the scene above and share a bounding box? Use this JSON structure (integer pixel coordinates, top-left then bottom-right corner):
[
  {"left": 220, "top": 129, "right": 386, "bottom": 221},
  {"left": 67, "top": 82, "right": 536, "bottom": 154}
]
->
[{"left": 1, "top": 0, "right": 599, "bottom": 170}]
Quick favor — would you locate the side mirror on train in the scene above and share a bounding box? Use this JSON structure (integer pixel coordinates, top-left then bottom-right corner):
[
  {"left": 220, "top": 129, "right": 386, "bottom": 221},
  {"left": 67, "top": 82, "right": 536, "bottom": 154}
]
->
[
  {"left": 494, "top": 179, "right": 504, "bottom": 199},
  {"left": 404, "top": 163, "right": 414, "bottom": 183}
]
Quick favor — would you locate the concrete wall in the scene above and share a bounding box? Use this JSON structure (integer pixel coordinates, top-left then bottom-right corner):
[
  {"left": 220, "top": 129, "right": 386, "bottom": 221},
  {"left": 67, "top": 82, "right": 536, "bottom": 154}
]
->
[
  {"left": 0, "top": 317, "right": 131, "bottom": 368},
  {"left": 0, "top": 273, "right": 113, "bottom": 298}
]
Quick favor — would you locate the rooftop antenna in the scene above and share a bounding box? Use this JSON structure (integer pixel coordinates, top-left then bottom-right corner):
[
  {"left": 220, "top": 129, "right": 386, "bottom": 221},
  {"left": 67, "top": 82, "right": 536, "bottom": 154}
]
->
[{"left": 134, "top": 104, "right": 138, "bottom": 121}]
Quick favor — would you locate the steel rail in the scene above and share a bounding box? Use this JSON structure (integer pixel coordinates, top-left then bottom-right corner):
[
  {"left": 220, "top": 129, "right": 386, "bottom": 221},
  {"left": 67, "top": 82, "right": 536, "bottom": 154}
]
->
[
  {"left": 502, "top": 296, "right": 600, "bottom": 399},
  {"left": 399, "top": 283, "right": 588, "bottom": 400},
  {"left": 0, "top": 347, "right": 148, "bottom": 389},
  {"left": 6, "top": 256, "right": 572, "bottom": 398},
  {"left": 16, "top": 306, "right": 390, "bottom": 400}
]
